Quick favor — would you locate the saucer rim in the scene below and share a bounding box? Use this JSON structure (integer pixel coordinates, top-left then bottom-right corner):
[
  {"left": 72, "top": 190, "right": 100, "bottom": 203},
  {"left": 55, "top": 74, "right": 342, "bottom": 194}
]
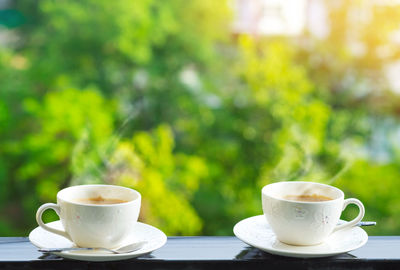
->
[
  {"left": 233, "top": 215, "right": 368, "bottom": 258},
  {"left": 29, "top": 220, "right": 167, "bottom": 261}
]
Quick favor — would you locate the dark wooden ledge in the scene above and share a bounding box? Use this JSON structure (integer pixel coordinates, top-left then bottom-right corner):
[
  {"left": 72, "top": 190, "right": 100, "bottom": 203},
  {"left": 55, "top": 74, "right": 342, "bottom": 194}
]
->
[{"left": 0, "top": 236, "right": 399, "bottom": 269}]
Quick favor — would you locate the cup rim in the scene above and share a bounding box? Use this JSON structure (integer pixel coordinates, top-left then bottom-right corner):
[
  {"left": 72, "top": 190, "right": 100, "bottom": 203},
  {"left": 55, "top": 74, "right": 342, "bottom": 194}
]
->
[
  {"left": 261, "top": 181, "right": 344, "bottom": 204},
  {"left": 57, "top": 184, "right": 141, "bottom": 206}
]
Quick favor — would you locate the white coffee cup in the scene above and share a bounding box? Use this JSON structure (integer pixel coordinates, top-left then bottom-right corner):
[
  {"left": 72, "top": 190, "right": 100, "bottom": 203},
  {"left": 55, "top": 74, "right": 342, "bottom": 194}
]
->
[
  {"left": 262, "top": 181, "right": 365, "bottom": 246},
  {"left": 36, "top": 184, "right": 141, "bottom": 248}
]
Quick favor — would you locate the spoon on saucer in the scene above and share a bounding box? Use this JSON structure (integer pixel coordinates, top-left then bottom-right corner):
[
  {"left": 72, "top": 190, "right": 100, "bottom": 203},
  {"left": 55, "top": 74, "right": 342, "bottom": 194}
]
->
[
  {"left": 357, "top": 221, "right": 376, "bottom": 227},
  {"left": 337, "top": 221, "right": 376, "bottom": 227},
  {"left": 38, "top": 241, "right": 147, "bottom": 254}
]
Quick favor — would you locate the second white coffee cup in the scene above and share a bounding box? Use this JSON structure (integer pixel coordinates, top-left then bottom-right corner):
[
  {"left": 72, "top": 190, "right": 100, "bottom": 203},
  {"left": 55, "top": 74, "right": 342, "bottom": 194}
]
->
[
  {"left": 36, "top": 184, "right": 141, "bottom": 248},
  {"left": 262, "top": 181, "right": 365, "bottom": 246}
]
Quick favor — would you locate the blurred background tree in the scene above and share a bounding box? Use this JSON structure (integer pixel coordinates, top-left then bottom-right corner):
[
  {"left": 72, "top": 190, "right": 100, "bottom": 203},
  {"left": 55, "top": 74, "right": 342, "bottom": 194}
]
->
[{"left": 0, "top": 0, "right": 400, "bottom": 236}]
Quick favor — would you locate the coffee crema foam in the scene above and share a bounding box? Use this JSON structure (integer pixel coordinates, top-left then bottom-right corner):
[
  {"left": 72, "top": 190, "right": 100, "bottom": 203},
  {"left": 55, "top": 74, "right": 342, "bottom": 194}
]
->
[
  {"left": 75, "top": 196, "right": 128, "bottom": 205},
  {"left": 284, "top": 194, "right": 333, "bottom": 202}
]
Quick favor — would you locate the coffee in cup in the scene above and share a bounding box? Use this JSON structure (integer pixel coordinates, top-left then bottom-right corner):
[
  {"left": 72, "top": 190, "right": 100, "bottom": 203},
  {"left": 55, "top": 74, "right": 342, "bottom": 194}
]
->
[
  {"left": 262, "top": 181, "right": 365, "bottom": 246},
  {"left": 36, "top": 184, "right": 141, "bottom": 248}
]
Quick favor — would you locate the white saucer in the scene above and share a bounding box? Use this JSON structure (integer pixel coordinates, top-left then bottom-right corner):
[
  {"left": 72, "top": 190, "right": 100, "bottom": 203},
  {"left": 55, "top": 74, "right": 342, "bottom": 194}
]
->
[
  {"left": 29, "top": 221, "right": 167, "bottom": 261},
  {"left": 233, "top": 215, "right": 368, "bottom": 258}
]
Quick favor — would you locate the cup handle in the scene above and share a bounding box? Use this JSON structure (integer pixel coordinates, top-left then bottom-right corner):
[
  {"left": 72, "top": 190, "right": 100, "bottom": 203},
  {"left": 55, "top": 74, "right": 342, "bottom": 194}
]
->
[
  {"left": 332, "top": 198, "right": 365, "bottom": 233},
  {"left": 36, "top": 203, "right": 71, "bottom": 240}
]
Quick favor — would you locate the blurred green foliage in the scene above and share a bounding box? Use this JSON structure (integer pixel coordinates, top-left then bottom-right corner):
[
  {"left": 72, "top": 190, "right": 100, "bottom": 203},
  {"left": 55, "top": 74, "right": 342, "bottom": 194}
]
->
[{"left": 0, "top": 0, "right": 400, "bottom": 236}]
